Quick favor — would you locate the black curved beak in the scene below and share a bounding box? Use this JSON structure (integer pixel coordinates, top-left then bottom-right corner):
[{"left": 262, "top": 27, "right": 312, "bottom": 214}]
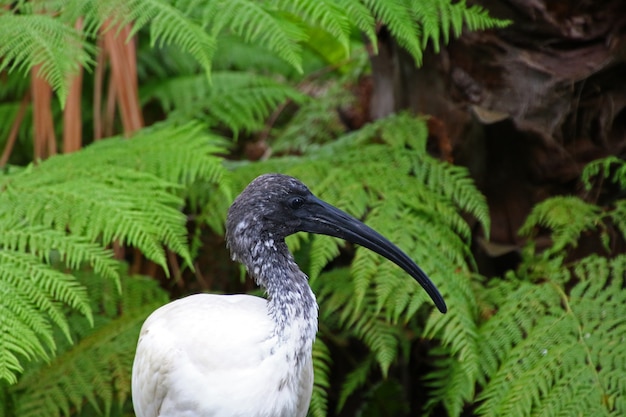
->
[{"left": 299, "top": 196, "right": 447, "bottom": 313}]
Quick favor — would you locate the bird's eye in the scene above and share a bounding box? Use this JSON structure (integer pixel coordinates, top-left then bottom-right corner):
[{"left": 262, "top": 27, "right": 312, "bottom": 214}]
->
[{"left": 289, "top": 196, "right": 305, "bottom": 209}]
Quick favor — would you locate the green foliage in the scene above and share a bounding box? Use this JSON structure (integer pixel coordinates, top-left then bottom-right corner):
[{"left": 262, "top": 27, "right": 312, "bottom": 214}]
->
[
  {"left": 0, "top": 122, "right": 227, "bottom": 386},
  {"left": 421, "top": 155, "right": 626, "bottom": 416},
  {"left": 475, "top": 254, "right": 626, "bottom": 417},
  {"left": 141, "top": 71, "right": 307, "bottom": 135},
  {"left": 582, "top": 156, "right": 626, "bottom": 191},
  {"left": 0, "top": 13, "right": 94, "bottom": 106},
  {"left": 409, "top": 0, "right": 511, "bottom": 53},
  {"left": 310, "top": 338, "right": 333, "bottom": 417},
  {"left": 519, "top": 196, "right": 603, "bottom": 256},
  {"left": 10, "top": 272, "right": 169, "bottom": 417}
]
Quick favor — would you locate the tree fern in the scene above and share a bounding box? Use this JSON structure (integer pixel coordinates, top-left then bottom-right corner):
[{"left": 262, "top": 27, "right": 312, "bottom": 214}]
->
[
  {"left": 90, "top": 0, "right": 217, "bottom": 78},
  {"left": 199, "top": 0, "right": 307, "bottom": 72},
  {"left": 519, "top": 196, "right": 603, "bottom": 257},
  {"left": 309, "top": 338, "right": 332, "bottom": 417},
  {"left": 141, "top": 71, "right": 307, "bottom": 135},
  {"left": 476, "top": 256, "right": 626, "bottom": 417},
  {"left": 9, "top": 272, "right": 169, "bottom": 417},
  {"left": 0, "top": 0, "right": 507, "bottom": 110},
  {"left": 409, "top": 0, "right": 511, "bottom": 53},
  {"left": 0, "top": 13, "right": 94, "bottom": 105},
  {"left": 272, "top": 0, "right": 362, "bottom": 54},
  {"left": 0, "top": 1, "right": 511, "bottom": 414},
  {"left": 582, "top": 156, "right": 626, "bottom": 190},
  {"left": 0, "top": 122, "right": 227, "bottom": 385},
  {"left": 470, "top": 157, "right": 626, "bottom": 417}
]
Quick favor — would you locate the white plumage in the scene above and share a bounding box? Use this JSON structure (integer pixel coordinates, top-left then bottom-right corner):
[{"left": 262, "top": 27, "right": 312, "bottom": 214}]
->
[
  {"left": 132, "top": 294, "right": 314, "bottom": 417},
  {"left": 132, "top": 174, "right": 446, "bottom": 417}
]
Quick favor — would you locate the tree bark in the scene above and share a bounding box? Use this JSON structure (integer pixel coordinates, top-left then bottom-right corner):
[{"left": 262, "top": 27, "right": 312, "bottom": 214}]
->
[{"left": 369, "top": 0, "right": 626, "bottom": 272}]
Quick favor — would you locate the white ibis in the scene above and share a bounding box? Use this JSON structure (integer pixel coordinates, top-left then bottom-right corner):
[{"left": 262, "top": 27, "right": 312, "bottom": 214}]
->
[{"left": 131, "top": 173, "right": 446, "bottom": 417}]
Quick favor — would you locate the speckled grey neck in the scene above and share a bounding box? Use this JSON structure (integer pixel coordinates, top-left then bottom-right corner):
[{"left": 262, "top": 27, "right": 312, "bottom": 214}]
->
[{"left": 228, "top": 225, "right": 317, "bottom": 326}]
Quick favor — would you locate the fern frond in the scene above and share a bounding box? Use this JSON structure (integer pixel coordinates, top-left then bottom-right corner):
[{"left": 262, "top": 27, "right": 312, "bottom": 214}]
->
[
  {"left": 423, "top": 347, "right": 475, "bottom": 416},
  {"left": 272, "top": 0, "right": 353, "bottom": 53},
  {"left": 0, "top": 225, "right": 119, "bottom": 282},
  {"left": 142, "top": 72, "right": 307, "bottom": 135},
  {"left": 408, "top": 0, "right": 510, "bottom": 52},
  {"left": 308, "top": 235, "right": 342, "bottom": 280},
  {"left": 413, "top": 158, "right": 491, "bottom": 238},
  {"left": 200, "top": 0, "right": 306, "bottom": 72},
  {"left": 334, "top": 0, "right": 378, "bottom": 50},
  {"left": 317, "top": 268, "right": 404, "bottom": 376},
  {"left": 476, "top": 256, "right": 626, "bottom": 417},
  {"left": 582, "top": 156, "right": 626, "bottom": 191},
  {"left": 361, "top": 0, "right": 509, "bottom": 65},
  {"left": 363, "top": 0, "right": 423, "bottom": 64},
  {"left": 519, "top": 196, "right": 602, "bottom": 256},
  {"left": 336, "top": 356, "right": 376, "bottom": 413},
  {"left": 85, "top": 122, "right": 227, "bottom": 185},
  {"left": 0, "top": 13, "right": 94, "bottom": 105},
  {"left": 0, "top": 122, "right": 227, "bottom": 385},
  {"left": 419, "top": 270, "right": 481, "bottom": 415},
  {"left": 1, "top": 166, "right": 188, "bottom": 270},
  {"left": 309, "top": 338, "right": 332, "bottom": 417},
  {"left": 11, "top": 275, "right": 169, "bottom": 417},
  {"left": 95, "top": 0, "right": 216, "bottom": 77},
  {"left": 0, "top": 250, "right": 92, "bottom": 384},
  {"left": 609, "top": 200, "right": 626, "bottom": 244}
]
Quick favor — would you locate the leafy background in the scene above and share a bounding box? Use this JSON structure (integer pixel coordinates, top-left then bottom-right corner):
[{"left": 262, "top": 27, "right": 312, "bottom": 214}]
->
[{"left": 0, "top": 1, "right": 624, "bottom": 417}]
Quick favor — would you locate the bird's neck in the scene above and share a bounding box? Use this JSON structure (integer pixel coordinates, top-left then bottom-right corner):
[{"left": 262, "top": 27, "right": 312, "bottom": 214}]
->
[{"left": 246, "top": 238, "right": 318, "bottom": 353}]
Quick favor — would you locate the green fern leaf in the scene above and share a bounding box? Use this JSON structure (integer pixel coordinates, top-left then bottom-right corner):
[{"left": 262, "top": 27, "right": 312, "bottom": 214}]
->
[
  {"left": 477, "top": 256, "right": 626, "bottom": 417},
  {"left": 519, "top": 196, "right": 602, "bottom": 256},
  {"left": 0, "top": 251, "right": 92, "bottom": 384},
  {"left": 142, "top": 71, "right": 307, "bottom": 135},
  {"left": 96, "top": 0, "right": 217, "bottom": 77},
  {"left": 582, "top": 156, "right": 626, "bottom": 191},
  {"left": 0, "top": 13, "right": 94, "bottom": 106},
  {"left": 409, "top": 0, "right": 510, "bottom": 52},
  {"left": 309, "top": 338, "right": 332, "bottom": 417},
  {"left": 11, "top": 275, "right": 169, "bottom": 417},
  {"left": 272, "top": 0, "right": 353, "bottom": 53},
  {"left": 336, "top": 356, "right": 375, "bottom": 413},
  {"left": 363, "top": 0, "right": 423, "bottom": 64},
  {"left": 200, "top": 0, "right": 306, "bottom": 72},
  {"left": 423, "top": 348, "right": 474, "bottom": 417}
]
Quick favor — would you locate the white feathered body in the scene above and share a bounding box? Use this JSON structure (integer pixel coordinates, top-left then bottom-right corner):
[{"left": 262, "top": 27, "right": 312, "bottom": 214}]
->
[{"left": 132, "top": 293, "right": 315, "bottom": 417}]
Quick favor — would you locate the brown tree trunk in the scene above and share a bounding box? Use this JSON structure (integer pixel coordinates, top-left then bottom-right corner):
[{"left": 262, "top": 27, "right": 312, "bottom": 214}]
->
[{"left": 369, "top": 0, "right": 626, "bottom": 273}]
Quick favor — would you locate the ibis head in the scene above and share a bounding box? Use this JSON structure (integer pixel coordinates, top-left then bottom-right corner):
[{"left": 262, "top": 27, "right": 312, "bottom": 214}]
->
[{"left": 226, "top": 173, "right": 447, "bottom": 313}]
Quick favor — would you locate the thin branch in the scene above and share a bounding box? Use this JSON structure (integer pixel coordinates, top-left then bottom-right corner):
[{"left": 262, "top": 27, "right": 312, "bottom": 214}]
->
[
  {"left": 93, "top": 37, "right": 106, "bottom": 141},
  {"left": 0, "top": 93, "right": 30, "bottom": 167}
]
